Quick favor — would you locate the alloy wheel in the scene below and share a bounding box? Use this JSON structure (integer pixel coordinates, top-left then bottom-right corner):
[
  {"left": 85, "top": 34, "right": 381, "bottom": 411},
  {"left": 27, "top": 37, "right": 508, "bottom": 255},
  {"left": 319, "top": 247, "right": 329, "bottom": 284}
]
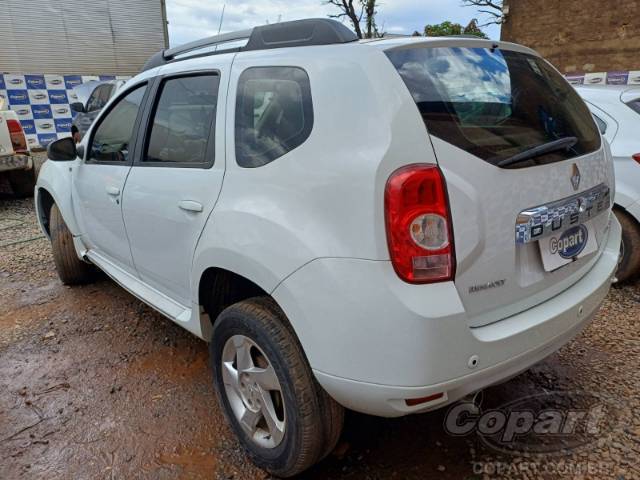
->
[{"left": 221, "top": 335, "right": 286, "bottom": 448}]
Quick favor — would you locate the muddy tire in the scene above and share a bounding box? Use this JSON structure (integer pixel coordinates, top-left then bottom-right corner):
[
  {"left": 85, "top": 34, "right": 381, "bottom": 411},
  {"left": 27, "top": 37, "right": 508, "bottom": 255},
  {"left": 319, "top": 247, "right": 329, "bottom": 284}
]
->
[
  {"left": 7, "top": 168, "right": 37, "bottom": 197},
  {"left": 615, "top": 209, "right": 640, "bottom": 284},
  {"left": 50, "top": 204, "right": 94, "bottom": 285},
  {"left": 210, "top": 297, "right": 344, "bottom": 477}
]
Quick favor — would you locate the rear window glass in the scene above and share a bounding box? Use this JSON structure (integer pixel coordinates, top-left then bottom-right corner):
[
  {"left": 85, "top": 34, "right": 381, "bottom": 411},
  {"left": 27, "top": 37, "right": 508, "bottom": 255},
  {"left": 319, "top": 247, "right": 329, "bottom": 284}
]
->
[
  {"left": 235, "top": 67, "right": 313, "bottom": 168},
  {"left": 386, "top": 47, "right": 601, "bottom": 169}
]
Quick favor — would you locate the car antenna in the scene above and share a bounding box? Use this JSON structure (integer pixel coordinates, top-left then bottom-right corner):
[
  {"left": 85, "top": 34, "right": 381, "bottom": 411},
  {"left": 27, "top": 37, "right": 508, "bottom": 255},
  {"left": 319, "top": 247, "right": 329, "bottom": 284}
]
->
[{"left": 217, "top": 3, "right": 226, "bottom": 35}]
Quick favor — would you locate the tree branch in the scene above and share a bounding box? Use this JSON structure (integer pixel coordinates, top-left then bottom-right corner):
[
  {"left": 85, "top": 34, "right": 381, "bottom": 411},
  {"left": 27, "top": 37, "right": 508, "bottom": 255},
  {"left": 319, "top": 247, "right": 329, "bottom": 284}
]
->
[
  {"left": 462, "top": 0, "right": 504, "bottom": 24},
  {"left": 325, "top": 0, "right": 381, "bottom": 39},
  {"left": 462, "top": 0, "right": 503, "bottom": 12}
]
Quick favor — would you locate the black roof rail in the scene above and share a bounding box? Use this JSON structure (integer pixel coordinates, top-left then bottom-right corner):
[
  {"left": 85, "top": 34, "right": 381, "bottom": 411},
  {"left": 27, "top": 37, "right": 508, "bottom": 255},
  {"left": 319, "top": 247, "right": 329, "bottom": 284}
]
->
[
  {"left": 445, "top": 34, "right": 490, "bottom": 39},
  {"left": 142, "top": 18, "right": 358, "bottom": 72}
]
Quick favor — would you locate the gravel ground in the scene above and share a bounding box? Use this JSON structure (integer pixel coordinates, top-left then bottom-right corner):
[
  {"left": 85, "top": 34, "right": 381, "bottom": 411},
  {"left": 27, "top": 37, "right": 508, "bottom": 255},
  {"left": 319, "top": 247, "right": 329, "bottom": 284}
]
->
[{"left": 1, "top": 190, "right": 639, "bottom": 479}]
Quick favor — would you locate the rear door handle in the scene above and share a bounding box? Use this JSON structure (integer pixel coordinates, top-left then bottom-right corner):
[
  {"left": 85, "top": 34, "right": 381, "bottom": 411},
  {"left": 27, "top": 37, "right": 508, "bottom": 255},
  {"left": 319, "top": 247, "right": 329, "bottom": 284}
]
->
[
  {"left": 106, "top": 186, "right": 120, "bottom": 196},
  {"left": 178, "top": 200, "right": 203, "bottom": 213}
]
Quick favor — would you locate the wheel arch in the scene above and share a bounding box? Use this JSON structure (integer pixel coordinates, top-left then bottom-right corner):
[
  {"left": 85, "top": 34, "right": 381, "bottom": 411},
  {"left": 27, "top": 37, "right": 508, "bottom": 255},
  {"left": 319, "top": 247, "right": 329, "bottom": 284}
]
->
[
  {"left": 35, "top": 161, "right": 82, "bottom": 237},
  {"left": 614, "top": 201, "right": 640, "bottom": 226},
  {"left": 36, "top": 187, "right": 55, "bottom": 238},
  {"left": 197, "top": 265, "right": 304, "bottom": 344},
  {"left": 198, "top": 267, "right": 269, "bottom": 328}
]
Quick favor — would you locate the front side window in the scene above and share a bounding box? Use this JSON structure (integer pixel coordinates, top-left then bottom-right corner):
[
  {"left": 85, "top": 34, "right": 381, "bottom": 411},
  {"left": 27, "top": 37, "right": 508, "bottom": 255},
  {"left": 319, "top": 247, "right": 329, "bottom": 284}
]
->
[
  {"left": 235, "top": 67, "right": 313, "bottom": 168},
  {"left": 145, "top": 74, "right": 219, "bottom": 165},
  {"left": 89, "top": 85, "right": 146, "bottom": 163},
  {"left": 386, "top": 47, "right": 601, "bottom": 169}
]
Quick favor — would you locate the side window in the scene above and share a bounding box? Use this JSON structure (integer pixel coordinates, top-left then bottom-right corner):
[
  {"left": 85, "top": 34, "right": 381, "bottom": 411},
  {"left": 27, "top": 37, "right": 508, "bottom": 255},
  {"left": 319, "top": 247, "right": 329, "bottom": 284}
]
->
[
  {"left": 86, "top": 85, "right": 111, "bottom": 112},
  {"left": 89, "top": 85, "right": 146, "bottom": 163},
  {"left": 145, "top": 74, "right": 219, "bottom": 165},
  {"left": 85, "top": 86, "right": 102, "bottom": 112},
  {"left": 592, "top": 114, "right": 607, "bottom": 135},
  {"left": 101, "top": 84, "right": 115, "bottom": 104},
  {"left": 235, "top": 67, "right": 313, "bottom": 168},
  {"left": 626, "top": 99, "right": 640, "bottom": 115}
]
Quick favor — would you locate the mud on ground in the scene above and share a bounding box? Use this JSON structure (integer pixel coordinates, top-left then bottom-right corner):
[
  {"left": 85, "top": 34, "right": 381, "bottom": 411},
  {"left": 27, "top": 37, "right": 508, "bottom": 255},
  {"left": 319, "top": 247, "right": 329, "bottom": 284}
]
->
[{"left": 1, "top": 195, "right": 639, "bottom": 480}]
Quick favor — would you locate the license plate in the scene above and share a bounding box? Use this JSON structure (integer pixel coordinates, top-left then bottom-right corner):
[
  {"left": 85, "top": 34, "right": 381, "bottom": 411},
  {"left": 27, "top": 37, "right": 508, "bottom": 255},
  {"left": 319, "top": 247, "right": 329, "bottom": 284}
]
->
[{"left": 539, "top": 222, "right": 598, "bottom": 272}]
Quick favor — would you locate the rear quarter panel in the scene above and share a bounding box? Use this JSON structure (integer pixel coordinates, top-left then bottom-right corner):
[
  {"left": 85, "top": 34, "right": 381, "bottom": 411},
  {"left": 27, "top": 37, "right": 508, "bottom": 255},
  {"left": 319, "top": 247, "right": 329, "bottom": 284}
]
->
[{"left": 191, "top": 43, "right": 438, "bottom": 299}]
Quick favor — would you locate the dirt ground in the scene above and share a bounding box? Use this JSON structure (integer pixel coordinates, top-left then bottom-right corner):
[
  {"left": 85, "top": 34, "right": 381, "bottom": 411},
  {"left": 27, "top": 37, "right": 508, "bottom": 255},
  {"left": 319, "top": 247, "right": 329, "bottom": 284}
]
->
[{"left": 1, "top": 193, "right": 639, "bottom": 480}]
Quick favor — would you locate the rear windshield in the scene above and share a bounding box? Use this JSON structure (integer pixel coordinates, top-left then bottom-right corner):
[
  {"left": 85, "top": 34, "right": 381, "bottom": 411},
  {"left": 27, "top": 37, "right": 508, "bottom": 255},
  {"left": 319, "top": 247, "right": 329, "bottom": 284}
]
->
[{"left": 386, "top": 46, "right": 601, "bottom": 169}]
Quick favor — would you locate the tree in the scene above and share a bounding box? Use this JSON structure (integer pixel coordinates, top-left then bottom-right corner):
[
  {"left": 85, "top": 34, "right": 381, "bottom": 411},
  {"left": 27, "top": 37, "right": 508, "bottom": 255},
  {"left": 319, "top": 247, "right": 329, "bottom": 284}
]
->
[
  {"left": 326, "top": 0, "right": 380, "bottom": 39},
  {"left": 462, "top": 19, "right": 488, "bottom": 38},
  {"left": 423, "top": 19, "right": 488, "bottom": 38},
  {"left": 424, "top": 21, "right": 463, "bottom": 37},
  {"left": 363, "top": 0, "right": 378, "bottom": 39},
  {"left": 461, "top": 0, "right": 504, "bottom": 26}
]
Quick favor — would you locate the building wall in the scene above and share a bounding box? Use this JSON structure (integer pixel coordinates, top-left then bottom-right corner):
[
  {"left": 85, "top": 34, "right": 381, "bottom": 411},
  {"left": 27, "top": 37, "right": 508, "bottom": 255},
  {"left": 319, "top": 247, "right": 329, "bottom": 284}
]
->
[
  {"left": 501, "top": 0, "right": 640, "bottom": 74},
  {"left": 0, "top": 0, "right": 168, "bottom": 76}
]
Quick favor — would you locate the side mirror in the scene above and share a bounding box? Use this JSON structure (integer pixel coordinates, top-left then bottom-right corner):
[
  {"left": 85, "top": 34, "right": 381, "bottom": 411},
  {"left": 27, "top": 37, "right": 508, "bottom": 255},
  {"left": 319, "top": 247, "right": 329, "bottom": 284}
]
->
[
  {"left": 47, "top": 137, "right": 78, "bottom": 161},
  {"left": 70, "top": 102, "right": 86, "bottom": 113}
]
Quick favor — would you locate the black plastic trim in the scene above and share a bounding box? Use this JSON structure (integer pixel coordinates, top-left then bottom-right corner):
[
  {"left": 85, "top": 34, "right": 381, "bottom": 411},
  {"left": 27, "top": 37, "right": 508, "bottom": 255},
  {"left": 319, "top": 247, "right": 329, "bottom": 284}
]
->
[{"left": 142, "top": 19, "right": 357, "bottom": 72}]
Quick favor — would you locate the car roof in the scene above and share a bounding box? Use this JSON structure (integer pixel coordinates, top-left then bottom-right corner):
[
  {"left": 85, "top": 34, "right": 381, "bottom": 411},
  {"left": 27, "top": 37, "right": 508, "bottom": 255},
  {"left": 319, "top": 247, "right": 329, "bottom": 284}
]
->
[
  {"left": 142, "top": 18, "right": 540, "bottom": 75},
  {"left": 575, "top": 84, "right": 640, "bottom": 103}
]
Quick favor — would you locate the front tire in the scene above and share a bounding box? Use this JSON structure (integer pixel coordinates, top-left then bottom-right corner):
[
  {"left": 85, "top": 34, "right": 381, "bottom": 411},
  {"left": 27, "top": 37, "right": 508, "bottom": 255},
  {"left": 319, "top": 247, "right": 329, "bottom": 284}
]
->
[
  {"left": 50, "top": 204, "right": 94, "bottom": 285},
  {"left": 210, "top": 297, "right": 343, "bottom": 477},
  {"left": 615, "top": 209, "right": 640, "bottom": 284}
]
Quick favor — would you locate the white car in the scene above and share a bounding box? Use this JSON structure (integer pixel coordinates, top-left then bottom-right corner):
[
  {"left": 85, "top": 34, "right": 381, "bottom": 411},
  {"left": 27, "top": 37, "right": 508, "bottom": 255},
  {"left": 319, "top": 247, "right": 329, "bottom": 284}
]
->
[
  {"left": 70, "top": 80, "right": 127, "bottom": 141},
  {"left": 575, "top": 84, "right": 640, "bottom": 282},
  {"left": 35, "top": 19, "right": 620, "bottom": 477}
]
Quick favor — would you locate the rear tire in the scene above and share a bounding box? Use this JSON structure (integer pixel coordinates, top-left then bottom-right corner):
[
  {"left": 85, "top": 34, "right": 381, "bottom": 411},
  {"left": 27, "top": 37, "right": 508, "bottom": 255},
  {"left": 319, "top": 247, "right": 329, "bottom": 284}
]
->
[
  {"left": 8, "top": 168, "right": 37, "bottom": 197},
  {"left": 210, "top": 297, "right": 344, "bottom": 477},
  {"left": 615, "top": 209, "right": 640, "bottom": 283},
  {"left": 50, "top": 204, "right": 94, "bottom": 285}
]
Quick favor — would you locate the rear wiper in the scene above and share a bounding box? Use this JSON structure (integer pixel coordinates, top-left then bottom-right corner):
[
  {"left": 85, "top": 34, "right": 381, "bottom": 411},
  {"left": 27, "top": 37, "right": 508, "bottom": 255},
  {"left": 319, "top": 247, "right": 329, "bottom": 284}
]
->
[{"left": 497, "top": 136, "right": 578, "bottom": 167}]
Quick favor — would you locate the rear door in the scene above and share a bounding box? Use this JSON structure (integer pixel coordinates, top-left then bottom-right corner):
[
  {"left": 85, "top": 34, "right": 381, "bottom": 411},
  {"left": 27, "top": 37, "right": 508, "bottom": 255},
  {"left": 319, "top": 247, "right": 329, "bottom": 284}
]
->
[
  {"left": 386, "top": 43, "right": 613, "bottom": 327},
  {"left": 121, "top": 65, "right": 226, "bottom": 307}
]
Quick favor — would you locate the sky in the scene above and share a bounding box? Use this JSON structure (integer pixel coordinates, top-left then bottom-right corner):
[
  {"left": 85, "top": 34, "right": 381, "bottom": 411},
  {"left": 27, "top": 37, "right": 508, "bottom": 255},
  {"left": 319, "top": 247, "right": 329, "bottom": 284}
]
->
[{"left": 165, "top": 0, "right": 502, "bottom": 47}]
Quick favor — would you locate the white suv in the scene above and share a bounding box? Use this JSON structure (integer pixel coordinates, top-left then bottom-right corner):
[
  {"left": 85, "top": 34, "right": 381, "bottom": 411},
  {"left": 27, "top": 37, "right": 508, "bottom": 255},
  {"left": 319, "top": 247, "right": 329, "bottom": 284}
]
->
[
  {"left": 575, "top": 85, "right": 640, "bottom": 282},
  {"left": 36, "top": 19, "right": 620, "bottom": 477}
]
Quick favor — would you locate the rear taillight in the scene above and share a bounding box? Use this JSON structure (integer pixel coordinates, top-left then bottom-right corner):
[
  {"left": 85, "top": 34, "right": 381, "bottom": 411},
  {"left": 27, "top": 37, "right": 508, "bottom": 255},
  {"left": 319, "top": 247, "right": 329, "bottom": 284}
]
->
[
  {"left": 633, "top": 154, "right": 640, "bottom": 164},
  {"left": 384, "top": 164, "right": 455, "bottom": 284},
  {"left": 7, "top": 119, "right": 28, "bottom": 154}
]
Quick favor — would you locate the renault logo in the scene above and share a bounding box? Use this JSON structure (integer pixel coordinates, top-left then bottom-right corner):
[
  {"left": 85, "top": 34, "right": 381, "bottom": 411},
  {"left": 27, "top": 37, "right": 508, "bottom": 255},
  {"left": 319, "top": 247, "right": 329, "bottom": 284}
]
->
[{"left": 571, "top": 164, "right": 581, "bottom": 191}]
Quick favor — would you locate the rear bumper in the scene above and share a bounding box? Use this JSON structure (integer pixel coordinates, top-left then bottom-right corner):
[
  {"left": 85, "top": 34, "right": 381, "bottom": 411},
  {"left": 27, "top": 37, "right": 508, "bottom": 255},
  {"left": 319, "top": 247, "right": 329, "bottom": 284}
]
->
[
  {"left": 0, "top": 153, "right": 31, "bottom": 173},
  {"left": 274, "top": 216, "right": 620, "bottom": 417},
  {"left": 314, "top": 302, "right": 599, "bottom": 417}
]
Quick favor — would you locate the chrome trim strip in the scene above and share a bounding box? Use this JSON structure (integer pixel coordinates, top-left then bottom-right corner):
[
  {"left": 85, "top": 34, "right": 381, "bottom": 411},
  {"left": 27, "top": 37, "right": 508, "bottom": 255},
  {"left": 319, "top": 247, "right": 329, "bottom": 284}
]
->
[{"left": 515, "top": 183, "right": 610, "bottom": 244}]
